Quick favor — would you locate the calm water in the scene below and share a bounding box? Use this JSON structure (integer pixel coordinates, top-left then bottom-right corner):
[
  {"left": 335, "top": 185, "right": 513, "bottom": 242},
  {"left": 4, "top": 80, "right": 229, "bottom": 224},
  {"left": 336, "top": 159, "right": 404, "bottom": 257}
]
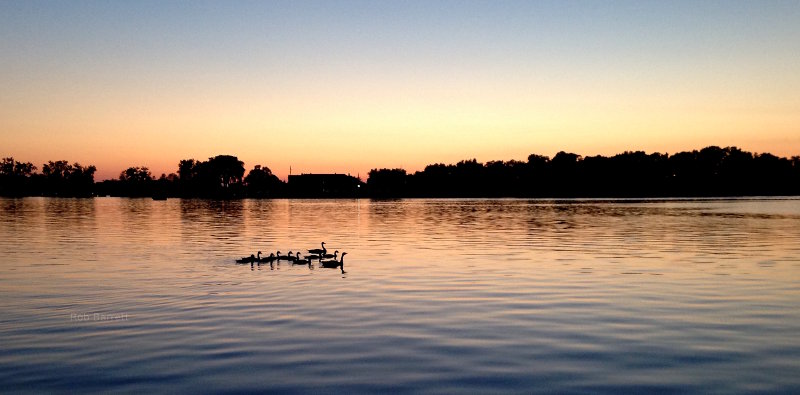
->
[{"left": 1, "top": 197, "right": 799, "bottom": 393}]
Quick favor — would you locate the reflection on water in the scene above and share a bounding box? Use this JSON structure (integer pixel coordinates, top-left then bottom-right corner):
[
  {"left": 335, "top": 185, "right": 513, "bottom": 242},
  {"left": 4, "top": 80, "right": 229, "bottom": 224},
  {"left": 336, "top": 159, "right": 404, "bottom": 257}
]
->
[{"left": 1, "top": 197, "right": 799, "bottom": 393}]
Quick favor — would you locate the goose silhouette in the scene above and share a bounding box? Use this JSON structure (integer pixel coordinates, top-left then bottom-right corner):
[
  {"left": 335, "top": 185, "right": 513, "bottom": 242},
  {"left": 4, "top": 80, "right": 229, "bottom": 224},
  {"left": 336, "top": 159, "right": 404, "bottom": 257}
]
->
[
  {"left": 308, "top": 242, "right": 326, "bottom": 255},
  {"left": 320, "top": 252, "right": 346, "bottom": 269},
  {"left": 236, "top": 251, "right": 262, "bottom": 263},
  {"left": 292, "top": 252, "right": 313, "bottom": 265},
  {"left": 277, "top": 251, "right": 295, "bottom": 261}
]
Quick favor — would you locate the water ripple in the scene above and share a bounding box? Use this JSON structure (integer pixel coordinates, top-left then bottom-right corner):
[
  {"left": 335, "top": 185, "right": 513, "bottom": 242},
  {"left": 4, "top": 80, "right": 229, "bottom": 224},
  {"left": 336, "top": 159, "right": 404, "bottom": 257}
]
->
[{"left": 1, "top": 197, "right": 799, "bottom": 393}]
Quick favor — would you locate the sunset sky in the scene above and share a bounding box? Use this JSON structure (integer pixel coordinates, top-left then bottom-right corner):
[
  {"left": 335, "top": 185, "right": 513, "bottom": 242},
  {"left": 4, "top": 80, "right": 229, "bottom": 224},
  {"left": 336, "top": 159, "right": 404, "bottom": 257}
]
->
[{"left": 2, "top": 0, "right": 799, "bottom": 181}]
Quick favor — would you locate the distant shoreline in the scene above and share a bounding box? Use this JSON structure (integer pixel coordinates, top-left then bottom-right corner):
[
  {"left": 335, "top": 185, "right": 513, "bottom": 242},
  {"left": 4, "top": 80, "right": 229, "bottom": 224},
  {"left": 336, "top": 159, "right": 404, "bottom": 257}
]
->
[{"left": 3, "top": 146, "right": 799, "bottom": 199}]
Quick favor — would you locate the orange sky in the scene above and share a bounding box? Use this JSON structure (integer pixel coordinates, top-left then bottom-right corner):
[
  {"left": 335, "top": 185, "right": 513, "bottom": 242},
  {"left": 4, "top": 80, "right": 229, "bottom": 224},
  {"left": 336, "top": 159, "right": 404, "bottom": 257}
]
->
[{"left": 2, "top": 1, "right": 798, "bottom": 180}]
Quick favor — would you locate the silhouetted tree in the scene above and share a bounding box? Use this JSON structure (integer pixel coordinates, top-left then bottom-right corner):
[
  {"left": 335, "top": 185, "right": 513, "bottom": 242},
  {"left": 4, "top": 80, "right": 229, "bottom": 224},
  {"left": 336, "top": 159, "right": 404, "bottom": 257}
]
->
[
  {"left": 178, "top": 159, "right": 197, "bottom": 181},
  {"left": 119, "top": 166, "right": 153, "bottom": 183},
  {"left": 367, "top": 168, "right": 407, "bottom": 197},
  {"left": 39, "top": 160, "right": 96, "bottom": 197},
  {"left": 0, "top": 157, "right": 38, "bottom": 196},
  {"left": 176, "top": 155, "right": 245, "bottom": 198},
  {"left": 454, "top": 159, "right": 484, "bottom": 196},
  {"left": 526, "top": 154, "right": 551, "bottom": 196},
  {"left": 412, "top": 163, "right": 451, "bottom": 197},
  {"left": 485, "top": 160, "right": 527, "bottom": 197},
  {"left": 550, "top": 152, "right": 581, "bottom": 196},
  {"left": 244, "top": 165, "right": 283, "bottom": 197},
  {"left": 115, "top": 166, "right": 154, "bottom": 197},
  {"left": 152, "top": 173, "right": 179, "bottom": 198},
  {"left": 207, "top": 155, "right": 245, "bottom": 189},
  {"left": 1, "top": 158, "right": 37, "bottom": 177}
]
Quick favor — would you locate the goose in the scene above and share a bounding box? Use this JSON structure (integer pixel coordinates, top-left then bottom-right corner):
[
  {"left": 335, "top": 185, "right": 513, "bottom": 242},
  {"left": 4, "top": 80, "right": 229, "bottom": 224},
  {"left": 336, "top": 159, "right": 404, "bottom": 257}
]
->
[
  {"left": 292, "top": 252, "right": 312, "bottom": 265},
  {"left": 320, "top": 252, "right": 346, "bottom": 268},
  {"left": 259, "top": 252, "right": 276, "bottom": 263},
  {"left": 236, "top": 251, "right": 262, "bottom": 264},
  {"left": 307, "top": 242, "right": 327, "bottom": 255},
  {"left": 236, "top": 254, "right": 255, "bottom": 264},
  {"left": 276, "top": 251, "right": 294, "bottom": 261},
  {"left": 322, "top": 250, "right": 339, "bottom": 259}
]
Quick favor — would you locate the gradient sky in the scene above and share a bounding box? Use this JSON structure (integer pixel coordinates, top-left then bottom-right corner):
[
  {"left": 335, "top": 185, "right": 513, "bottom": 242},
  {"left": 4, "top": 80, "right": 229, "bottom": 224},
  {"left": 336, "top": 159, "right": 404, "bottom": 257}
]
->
[{"left": 2, "top": 0, "right": 799, "bottom": 180}]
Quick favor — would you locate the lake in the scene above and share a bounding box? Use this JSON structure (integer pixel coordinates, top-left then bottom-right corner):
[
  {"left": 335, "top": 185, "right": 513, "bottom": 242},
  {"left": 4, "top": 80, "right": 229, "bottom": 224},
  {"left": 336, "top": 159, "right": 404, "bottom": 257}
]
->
[{"left": 1, "top": 197, "right": 799, "bottom": 393}]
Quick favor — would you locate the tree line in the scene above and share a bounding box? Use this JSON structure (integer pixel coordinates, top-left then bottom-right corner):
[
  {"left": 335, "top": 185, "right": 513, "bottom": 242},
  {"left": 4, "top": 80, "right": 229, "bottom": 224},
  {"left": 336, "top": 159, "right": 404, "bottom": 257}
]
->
[
  {"left": 367, "top": 146, "right": 800, "bottom": 198},
  {"left": 95, "top": 155, "right": 285, "bottom": 198},
  {"left": 0, "top": 158, "right": 96, "bottom": 197},
  {"left": 1, "top": 155, "right": 284, "bottom": 198},
  {"left": 2, "top": 146, "right": 799, "bottom": 198}
]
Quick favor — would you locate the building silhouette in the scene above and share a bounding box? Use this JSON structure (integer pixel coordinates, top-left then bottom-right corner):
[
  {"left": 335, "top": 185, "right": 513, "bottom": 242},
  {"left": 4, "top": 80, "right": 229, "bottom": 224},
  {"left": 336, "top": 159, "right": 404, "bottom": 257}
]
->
[{"left": 287, "top": 173, "right": 363, "bottom": 198}]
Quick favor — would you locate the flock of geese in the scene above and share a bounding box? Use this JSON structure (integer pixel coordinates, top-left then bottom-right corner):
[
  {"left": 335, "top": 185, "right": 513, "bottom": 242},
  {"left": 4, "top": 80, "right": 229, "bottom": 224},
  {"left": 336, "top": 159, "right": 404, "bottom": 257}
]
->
[{"left": 236, "top": 242, "right": 346, "bottom": 271}]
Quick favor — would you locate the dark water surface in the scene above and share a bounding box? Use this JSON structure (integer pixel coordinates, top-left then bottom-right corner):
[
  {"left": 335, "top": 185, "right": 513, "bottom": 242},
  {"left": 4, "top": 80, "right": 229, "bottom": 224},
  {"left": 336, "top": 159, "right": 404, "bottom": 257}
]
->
[{"left": 1, "top": 197, "right": 799, "bottom": 393}]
